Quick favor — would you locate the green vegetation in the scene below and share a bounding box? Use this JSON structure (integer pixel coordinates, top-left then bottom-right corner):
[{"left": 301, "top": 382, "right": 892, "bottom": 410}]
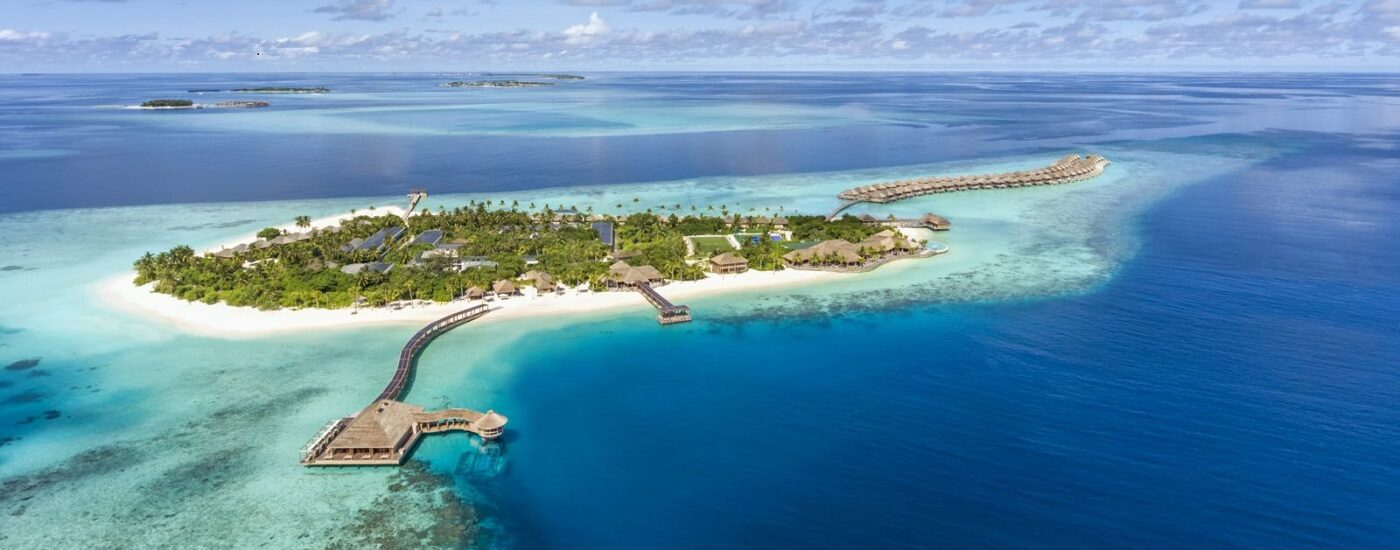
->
[
  {"left": 140, "top": 99, "right": 194, "bottom": 108},
  {"left": 133, "top": 206, "right": 883, "bottom": 310},
  {"left": 787, "top": 214, "right": 883, "bottom": 242},
  {"left": 689, "top": 236, "right": 735, "bottom": 256},
  {"left": 736, "top": 236, "right": 788, "bottom": 271}
]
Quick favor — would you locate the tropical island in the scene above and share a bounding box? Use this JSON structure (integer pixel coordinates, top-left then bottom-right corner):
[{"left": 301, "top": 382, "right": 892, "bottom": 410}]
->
[
  {"left": 140, "top": 99, "right": 195, "bottom": 108},
  {"left": 131, "top": 201, "right": 941, "bottom": 311},
  {"left": 482, "top": 73, "right": 585, "bottom": 80},
  {"left": 136, "top": 99, "right": 270, "bottom": 110},
  {"left": 442, "top": 80, "right": 555, "bottom": 88},
  {"left": 215, "top": 100, "right": 270, "bottom": 108},
  {"left": 231, "top": 86, "right": 329, "bottom": 93}
]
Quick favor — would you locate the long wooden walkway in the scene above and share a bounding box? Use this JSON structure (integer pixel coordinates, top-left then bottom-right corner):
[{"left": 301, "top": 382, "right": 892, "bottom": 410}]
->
[
  {"left": 301, "top": 303, "right": 507, "bottom": 467},
  {"left": 379, "top": 303, "right": 489, "bottom": 402},
  {"left": 636, "top": 282, "right": 691, "bottom": 325},
  {"left": 834, "top": 154, "right": 1110, "bottom": 209}
]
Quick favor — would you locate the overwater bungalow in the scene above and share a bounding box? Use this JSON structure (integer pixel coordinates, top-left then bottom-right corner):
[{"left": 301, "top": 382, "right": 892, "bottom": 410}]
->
[
  {"left": 921, "top": 213, "right": 951, "bottom": 231},
  {"left": 709, "top": 252, "right": 749, "bottom": 274},
  {"left": 837, "top": 154, "right": 1110, "bottom": 204}
]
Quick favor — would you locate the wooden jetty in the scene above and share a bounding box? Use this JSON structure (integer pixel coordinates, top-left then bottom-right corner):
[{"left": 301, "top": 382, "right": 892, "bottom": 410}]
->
[
  {"left": 831, "top": 154, "right": 1110, "bottom": 218},
  {"left": 300, "top": 303, "right": 507, "bottom": 466},
  {"left": 636, "top": 282, "right": 691, "bottom": 325},
  {"left": 405, "top": 188, "right": 428, "bottom": 218}
]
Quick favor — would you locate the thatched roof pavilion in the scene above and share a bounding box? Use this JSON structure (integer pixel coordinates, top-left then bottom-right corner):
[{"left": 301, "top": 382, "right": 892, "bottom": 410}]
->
[
  {"left": 466, "top": 286, "right": 485, "bottom": 299},
  {"left": 709, "top": 252, "right": 749, "bottom": 274},
  {"left": 492, "top": 279, "right": 517, "bottom": 295}
]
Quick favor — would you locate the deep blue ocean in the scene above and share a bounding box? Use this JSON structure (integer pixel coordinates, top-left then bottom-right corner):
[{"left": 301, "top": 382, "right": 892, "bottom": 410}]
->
[{"left": 1, "top": 73, "right": 1398, "bottom": 548}]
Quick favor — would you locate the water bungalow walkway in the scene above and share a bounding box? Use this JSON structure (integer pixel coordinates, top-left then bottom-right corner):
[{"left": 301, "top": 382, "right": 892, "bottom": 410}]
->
[
  {"left": 636, "top": 282, "right": 692, "bottom": 325},
  {"left": 300, "top": 303, "right": 506, "bottom": 466},
  {"left": 829, "top": 154, "right": 1110, "bottom": 219}
]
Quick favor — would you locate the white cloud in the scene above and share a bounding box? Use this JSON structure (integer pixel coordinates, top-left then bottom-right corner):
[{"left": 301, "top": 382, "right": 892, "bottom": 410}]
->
[
  {"left": 314, "top": 0, "right": 398, "bottom": 21},
  {"left": 564, "top": 11, "right": 612, "bottom": 45}
]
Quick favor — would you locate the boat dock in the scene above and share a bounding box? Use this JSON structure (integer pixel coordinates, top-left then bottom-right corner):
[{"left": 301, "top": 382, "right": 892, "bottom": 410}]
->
[
  {"left": 831, "top": 154, "right": 1110, "bottom": 217},
  {"left": 636, "top": 282, "right": 692, "bottom": 325},
  {"left": 300, "top": 303, "right": 507, "bottom": 467},
  {"left": 405, "top": 188, "right": 428, "bottom": 218}
]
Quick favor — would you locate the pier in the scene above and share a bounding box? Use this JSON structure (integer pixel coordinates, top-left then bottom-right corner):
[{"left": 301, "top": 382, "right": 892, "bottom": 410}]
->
[
  {"left": 300, "top": 303, "right": 507, "bottom": 466},
  {"left": 636, "top": 282, "right": 692, "bottom": 325},
  {"left": 404, "top": 188, "right": 428, "bottom": 218},
  {"left": 833, "top": 154, "right": 1110, "bottom": 214}
]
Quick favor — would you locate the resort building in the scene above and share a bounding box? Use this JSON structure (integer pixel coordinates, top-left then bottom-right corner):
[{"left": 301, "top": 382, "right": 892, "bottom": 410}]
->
[
  {"left": 340, "top": 262, "right": 394, "bottom": 275},
  {"left": 607, "top": 261, "right": 665, "bottom": 287},
  {"left": 709, "top": 252, "right": 749, "bottom": 274},
  {"left": 492, "top": 279, "right": 519, "bottom": 296},
  {"left": 341, "top": 226, "right": 405, "bottom": 253},
  {"left": 520, "top": 270, "right": 558, "bottom": 293},
  {"left": 920, "top": 213, "right": 951, "bottom": 231},
  {"left": 591, "top": 221, "right": 616, "bottom": 251},
  {"left": 837, "top": 154, "right": 1111, "bottom": 205},
  {"left": 459, "top": 256, "right": 499, "bottom": 270},
  {"left": 783, "top": 239, "right": 864, "bottom": 266},
  {"left": 411, "top": 229, "right": 444, "bottom": 246}
]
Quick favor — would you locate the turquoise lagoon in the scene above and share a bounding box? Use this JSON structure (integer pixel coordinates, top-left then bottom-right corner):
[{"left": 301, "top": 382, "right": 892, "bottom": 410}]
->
[{"left": 2, "top": 73, "right": 1399, "bottom": 548}]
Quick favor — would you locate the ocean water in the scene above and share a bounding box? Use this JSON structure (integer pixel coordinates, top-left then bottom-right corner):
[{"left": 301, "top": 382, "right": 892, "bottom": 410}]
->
[{"left": 1, "top": 73, "right": 1398, "bottom": 548}]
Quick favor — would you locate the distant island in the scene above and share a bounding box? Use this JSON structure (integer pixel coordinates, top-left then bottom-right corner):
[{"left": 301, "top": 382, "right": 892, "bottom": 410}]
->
[
  {"left": 482, "top": 73, "right": 585, "bottom": 80},
  {"left": 443, "top": 80, "right": 555, "bottom": 88},
  {"left": 230, "top": 86, "right": 329, "bottom": 94},
  {"left": 215, "top": 101, "right": 270, "bottom": 108},
  {"left": 140, "top": 99, "right": 194, "bottom": 108},
  {"left": 137, "top": 99, "right": 269, "bottom": 110},
  {"left": 187, "top": 88, "right": 222, "bottom": 93}
]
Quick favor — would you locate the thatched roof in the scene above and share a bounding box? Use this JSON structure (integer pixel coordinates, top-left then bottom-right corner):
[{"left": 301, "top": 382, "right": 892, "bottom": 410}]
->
[
  {"left": 710, "top": 252, "right": 748, "bottom": 267},
  {"left": 493, "top": 279, "right": 516, "bottom": 294},
  {"left": 476, "top": 410, "right": 508, "bottom": 431},
  {"left": 466, "top": 286, "right": 485, "bottom": 298},
  {"left": 608, "top": 261, "right": 664, "bottom": 283},
  {"left": 326, "top": 401, "right": 424, "bottom": 451},
  {"left": 784, "top": 239, "right": 863, "bottom": 264}
]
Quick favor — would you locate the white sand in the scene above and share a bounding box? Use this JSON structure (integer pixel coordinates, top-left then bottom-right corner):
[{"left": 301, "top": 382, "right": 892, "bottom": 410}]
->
[
  {"left": 95, "top": 204, "right": 867, "bottom": 339},
  {"left": 205, "top": 205, "right": 406, "bottom": 254},
  {"left": 98, "top": 267, "right": 843, "bottom": 339}
]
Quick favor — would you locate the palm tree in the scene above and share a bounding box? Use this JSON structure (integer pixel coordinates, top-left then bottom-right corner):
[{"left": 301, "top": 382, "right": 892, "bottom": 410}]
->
[{"left": 295, "top": 215, "right": 312, "bottom": 229}]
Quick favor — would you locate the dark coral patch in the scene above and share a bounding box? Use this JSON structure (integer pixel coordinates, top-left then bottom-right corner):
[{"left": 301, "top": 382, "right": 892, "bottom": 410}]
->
[{"left": 5, "top": 358, "right": 40, "bottom": 371}]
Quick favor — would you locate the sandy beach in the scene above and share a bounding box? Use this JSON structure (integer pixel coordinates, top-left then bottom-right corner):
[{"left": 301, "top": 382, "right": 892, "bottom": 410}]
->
[{"left": 98, "top": 267, "right": 842, "bottom": 339}]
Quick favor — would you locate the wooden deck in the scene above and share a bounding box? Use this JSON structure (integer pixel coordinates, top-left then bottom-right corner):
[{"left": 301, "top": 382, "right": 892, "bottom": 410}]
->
[
  {"left": 636, "top": 282, "right": 691, "bottom": 325},
  {"left": 301, "top": 303, "right": 507, "bottom": 467}
]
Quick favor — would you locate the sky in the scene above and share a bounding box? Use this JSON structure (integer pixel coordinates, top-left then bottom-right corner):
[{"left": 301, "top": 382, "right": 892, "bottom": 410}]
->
[{"left": 1, "top": 0, "right": 1398, "bottom": 72}]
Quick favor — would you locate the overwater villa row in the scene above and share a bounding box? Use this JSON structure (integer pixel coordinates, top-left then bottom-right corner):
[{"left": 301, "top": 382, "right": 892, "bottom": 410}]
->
[{"left": 837, "top": 153, "right": 1111, "bottom": 205}]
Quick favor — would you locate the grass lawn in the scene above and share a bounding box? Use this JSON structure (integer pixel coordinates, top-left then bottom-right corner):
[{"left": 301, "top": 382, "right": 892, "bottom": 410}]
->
[{"left": 691, "top": 236, "right": 736, "bottom": 255}]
